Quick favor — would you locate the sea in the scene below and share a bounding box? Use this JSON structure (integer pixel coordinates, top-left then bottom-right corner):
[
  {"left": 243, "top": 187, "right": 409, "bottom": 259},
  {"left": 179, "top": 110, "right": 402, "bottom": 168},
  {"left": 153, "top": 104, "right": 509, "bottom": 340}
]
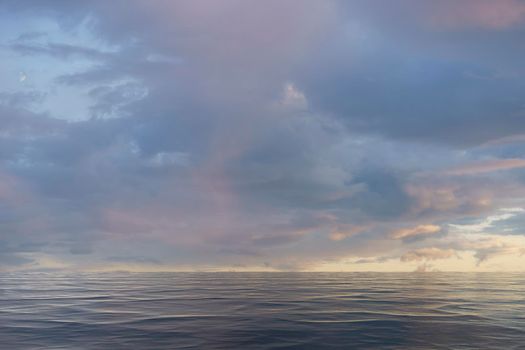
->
[{"left": 1, "top": 272, "right": 524, "bottom": 349}]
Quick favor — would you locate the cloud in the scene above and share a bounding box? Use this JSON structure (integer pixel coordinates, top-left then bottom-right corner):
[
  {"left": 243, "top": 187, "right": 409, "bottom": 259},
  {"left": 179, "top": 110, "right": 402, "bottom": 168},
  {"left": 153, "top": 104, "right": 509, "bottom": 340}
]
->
[
  {"left": 107, "top": 256, "right": 162, "bottom": 265},
  {"left": 330, "top": 225, "right": 368, "bottom": 241},
  {"left": 444, "top": 159, "right": 525, "bottom": 176},
  {"left": 414, "top": 263, "right": 437, "bottom": 273},
  {"left": 0, "top": 91, "right": 44, "bottom": 108},
  {"left": 390, "top": 224, "right": 441, "bottom": 240},
  {"left": 455, "top": 236, "right": 525, "bottom": 265},
  {"left": 1, "top": 1, "right": 525, "bottom": 271},
  {"left": 427, "top": 0, "right": 525, "bottom": 30},
  {"left": 9, "top": 41, "right": 112, "bottom": 61},
  {"left": 401, "top": 248, "right": 456, "bottom": 262},
  {"left": 0, "top": 253, "right": 34, "bottom": 268},
  {"left": 280, "top": 82, "right": 308, "bottom": 110},
  {"left": 299, "top": 55, "right": 525, "bottom": 146},
  {"left": 449, "top": 208, "right": 524, "bottom": 234}
]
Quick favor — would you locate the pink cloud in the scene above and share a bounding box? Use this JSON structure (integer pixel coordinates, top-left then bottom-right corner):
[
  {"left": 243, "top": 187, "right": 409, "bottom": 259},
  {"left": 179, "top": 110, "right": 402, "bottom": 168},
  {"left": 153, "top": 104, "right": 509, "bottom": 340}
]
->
[
  {"left": 390, "top": 224, "right": 441, "bottom": 240},
  {"left": 330, "top": 225, "right": 369, "bottom": 241},
  {"left": 428, "top": 0, "right": 525, "bottom": 30},
  {"left": 444, "top": 158, "right": 525, "bottom": 176}
]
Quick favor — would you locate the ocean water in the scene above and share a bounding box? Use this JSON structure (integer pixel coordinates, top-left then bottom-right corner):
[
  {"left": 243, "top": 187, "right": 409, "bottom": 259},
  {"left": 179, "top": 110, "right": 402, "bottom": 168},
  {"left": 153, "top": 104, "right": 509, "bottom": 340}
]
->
[{"left": 1, "top": 272, "right": 525, "bottom": 349}]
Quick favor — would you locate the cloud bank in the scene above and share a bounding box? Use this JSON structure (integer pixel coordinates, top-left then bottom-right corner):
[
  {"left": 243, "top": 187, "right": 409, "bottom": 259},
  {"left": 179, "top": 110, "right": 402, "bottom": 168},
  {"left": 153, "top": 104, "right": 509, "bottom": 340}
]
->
[{"left": 1, "top": 0, "right": 525, "bottom": 271}]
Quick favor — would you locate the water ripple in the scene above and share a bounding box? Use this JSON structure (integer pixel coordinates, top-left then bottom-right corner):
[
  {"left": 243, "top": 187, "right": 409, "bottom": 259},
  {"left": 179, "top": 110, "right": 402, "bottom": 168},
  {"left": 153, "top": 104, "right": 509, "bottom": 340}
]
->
[{"left": 1, "top": 272, "right": 525, "bottom": 349}]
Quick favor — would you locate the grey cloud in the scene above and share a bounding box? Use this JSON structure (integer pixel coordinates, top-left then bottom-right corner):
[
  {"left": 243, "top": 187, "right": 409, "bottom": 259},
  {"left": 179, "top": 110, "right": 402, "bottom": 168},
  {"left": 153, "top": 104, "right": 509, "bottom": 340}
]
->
[
  {"left": 15, "top": 31, "right": 46, "bottom": 42},
  {"left": 0, "top": 253, "right": 34, "bottom": 267},
  {"left": 0, "top": 0, "right": 525, "bottom": 270},
  {"left": 0, "top": 105, "right": 63, "bottom": 136},
  {"left": 107, "top": 256, "right": 162, "bottom": 265},
  {"left": 298, "top": 55, "right": 525, "bottom": 146},
  {"left": 10, "top": 42, "right": 112, "bottom": 61},
  {"left": 0, "top": 91, "right": 46, "bottom": 108},
  {"left": 340, "top": 169, "right": 411, "bottom": 219}
]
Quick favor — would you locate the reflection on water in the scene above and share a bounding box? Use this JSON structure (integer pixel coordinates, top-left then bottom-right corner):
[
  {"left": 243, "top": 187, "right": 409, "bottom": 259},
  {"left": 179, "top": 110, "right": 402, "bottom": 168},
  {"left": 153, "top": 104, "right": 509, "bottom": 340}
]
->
[{"left": 1, "top": 272, "right": 524, "bottom": 349}]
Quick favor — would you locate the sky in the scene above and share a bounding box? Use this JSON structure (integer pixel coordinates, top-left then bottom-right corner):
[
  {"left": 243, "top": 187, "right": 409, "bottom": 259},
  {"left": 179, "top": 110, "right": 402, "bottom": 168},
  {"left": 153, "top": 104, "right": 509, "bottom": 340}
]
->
[{"left": 2, "top": 0, "right": 525, "bottom": 272}]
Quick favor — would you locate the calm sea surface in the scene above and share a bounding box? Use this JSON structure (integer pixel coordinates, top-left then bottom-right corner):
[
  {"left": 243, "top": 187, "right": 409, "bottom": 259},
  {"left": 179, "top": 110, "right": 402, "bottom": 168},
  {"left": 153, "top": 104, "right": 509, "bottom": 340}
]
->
[{"left": 1, "top": 272, "right": 525, "bottom": 349}]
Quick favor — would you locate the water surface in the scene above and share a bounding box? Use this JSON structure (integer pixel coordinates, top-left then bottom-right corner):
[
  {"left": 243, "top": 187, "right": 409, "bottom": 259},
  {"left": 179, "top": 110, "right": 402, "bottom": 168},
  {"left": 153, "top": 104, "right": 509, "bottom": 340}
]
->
[{"left": 1, "top": 272, "right": 524, "bottom": 349}]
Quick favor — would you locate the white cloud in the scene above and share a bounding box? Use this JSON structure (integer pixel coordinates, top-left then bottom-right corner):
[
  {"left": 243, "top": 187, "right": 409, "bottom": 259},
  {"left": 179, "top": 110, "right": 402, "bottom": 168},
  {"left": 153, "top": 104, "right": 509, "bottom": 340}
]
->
[
  {"left": 281, "top": 82, "right": 307, "bottom": 110},
  {"left": 449, "top": 208, "right": 524, "bottom": 234}
]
